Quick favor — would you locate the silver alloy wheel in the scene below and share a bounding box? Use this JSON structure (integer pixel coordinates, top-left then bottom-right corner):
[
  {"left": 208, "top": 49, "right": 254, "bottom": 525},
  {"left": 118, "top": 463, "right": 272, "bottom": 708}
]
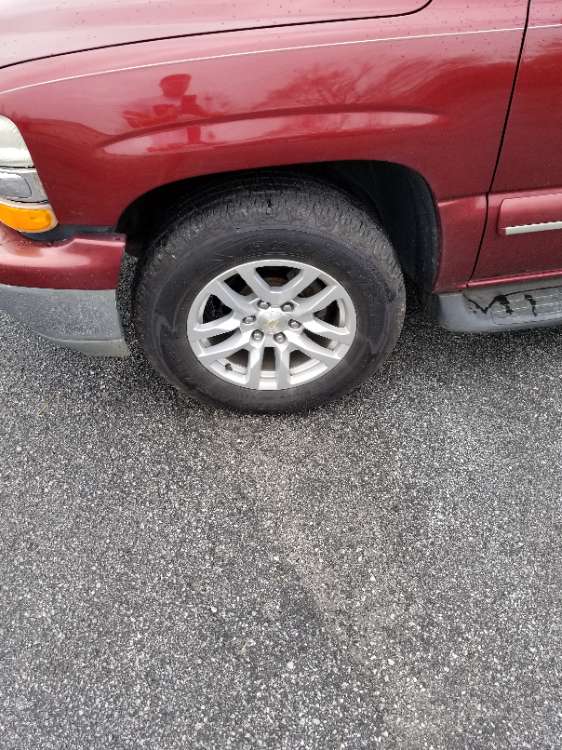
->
[{"left": 187, "top": 259, "right": 357, "bottom": 391}]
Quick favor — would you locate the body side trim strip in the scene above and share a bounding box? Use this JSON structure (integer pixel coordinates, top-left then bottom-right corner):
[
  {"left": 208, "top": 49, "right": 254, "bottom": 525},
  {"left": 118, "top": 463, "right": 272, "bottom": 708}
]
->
[{"left": 505, "top": 220, "right": 562, "bottom": 236}]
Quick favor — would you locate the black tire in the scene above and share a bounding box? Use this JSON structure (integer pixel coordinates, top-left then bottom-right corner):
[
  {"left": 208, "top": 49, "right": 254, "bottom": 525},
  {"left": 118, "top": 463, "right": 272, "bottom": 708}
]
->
[{"left": 134, "top": 173, "right": 405, "bottom": 413}]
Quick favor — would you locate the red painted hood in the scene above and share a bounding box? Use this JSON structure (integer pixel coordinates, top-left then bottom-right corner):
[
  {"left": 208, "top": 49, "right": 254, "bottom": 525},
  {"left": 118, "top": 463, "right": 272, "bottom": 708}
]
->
[{"left": 1, "top": 0, "right": 430, "bottom": 68}]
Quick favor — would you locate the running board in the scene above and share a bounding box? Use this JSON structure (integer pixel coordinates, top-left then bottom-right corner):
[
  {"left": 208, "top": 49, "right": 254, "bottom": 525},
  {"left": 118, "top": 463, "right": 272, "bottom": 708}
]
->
[{"left": 435, "top": 280, "right": 562, "bottom": 333}]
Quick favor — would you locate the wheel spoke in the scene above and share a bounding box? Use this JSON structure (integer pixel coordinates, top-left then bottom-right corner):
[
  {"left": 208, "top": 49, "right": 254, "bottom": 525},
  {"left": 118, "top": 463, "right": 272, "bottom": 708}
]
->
[
  {"left": 207, "top": 280, "right": 255, "bottom": 316},
  {"left": 302, "top": 318, "right": 354, "bottom": 344},
  {"left": 197, "top": 330, "right": 250, "bottom": 363},
  {"left": 236, "top": 266, "right": 275, "bottom": 302},
  {"left": 277, "top": 267, "right": 318, "bottom": 301},
  {"left": 274, "top": 346, "right": 292, "bottom": 389},
  {"left": 191, "top": 312, "right": 240, "bottom": 341},
  {"left": 246, "top": 344, "right": 265, "bottom": 388},
  {"left": 238, "top": 265, "right": 318, "bottom": 305},
  {"left": 289, "top": 332, "right": 340, "bottom": 365},
  {"left": 295, "top": 284, "right": 340, "bottom": 316}
]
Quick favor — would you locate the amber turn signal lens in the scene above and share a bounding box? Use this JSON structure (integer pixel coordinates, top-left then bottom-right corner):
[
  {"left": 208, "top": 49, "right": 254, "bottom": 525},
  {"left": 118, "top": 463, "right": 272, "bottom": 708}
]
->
[{"left": 0, "top": 200, "right": 57, "bottom": 233}]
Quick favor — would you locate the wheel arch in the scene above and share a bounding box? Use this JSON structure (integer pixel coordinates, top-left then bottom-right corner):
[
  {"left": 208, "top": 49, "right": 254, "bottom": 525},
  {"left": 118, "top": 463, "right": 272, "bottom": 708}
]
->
[{"left": 118, "top": 160, "right": 441, "bottom": 292}]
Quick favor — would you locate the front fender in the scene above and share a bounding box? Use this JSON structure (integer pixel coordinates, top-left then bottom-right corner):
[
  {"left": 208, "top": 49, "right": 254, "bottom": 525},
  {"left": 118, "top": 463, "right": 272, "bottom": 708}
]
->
[{"left": 0, "top": 1, "right": 525, "bottom": 227}]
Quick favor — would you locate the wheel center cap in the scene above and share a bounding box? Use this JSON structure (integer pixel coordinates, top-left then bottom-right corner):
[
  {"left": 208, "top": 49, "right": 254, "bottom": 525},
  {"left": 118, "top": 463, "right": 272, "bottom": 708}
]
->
[{"left": 258, "top": 307, "right": 287, "bottom": 334}]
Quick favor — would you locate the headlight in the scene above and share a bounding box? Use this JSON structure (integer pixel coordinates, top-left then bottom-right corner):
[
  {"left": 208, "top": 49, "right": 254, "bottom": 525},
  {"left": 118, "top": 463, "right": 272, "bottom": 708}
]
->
[
  {"left": 0, "top": 115, "right": 57, "bottom": 233},
  {"left": 0, "top": 168, "right": 47, "bottom": 202},
  {"left": 0, "top": 115, "right": 34, "bottom": 168}
]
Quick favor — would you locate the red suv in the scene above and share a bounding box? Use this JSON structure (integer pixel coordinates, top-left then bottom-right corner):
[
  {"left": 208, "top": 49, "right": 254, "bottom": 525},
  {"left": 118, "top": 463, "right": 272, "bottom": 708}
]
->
[{"left": 0, "top": 1, "right": 559, "bottom": 412}]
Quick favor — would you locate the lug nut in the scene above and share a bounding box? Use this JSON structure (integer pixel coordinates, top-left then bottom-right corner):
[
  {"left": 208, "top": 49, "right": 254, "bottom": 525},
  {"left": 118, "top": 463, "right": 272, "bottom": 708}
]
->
[
  {"left": 242, "top": 315, "right": 256, "bottom": 325},
  {"left": 288, "top": 319, "right": 301, "bottom": 329},
  {"left": 281, "top": 302, "right": 294, "bottom": 313},
  {"left": 274, "top": 333, "right": 286, "bottom": 344},
  {"left": 252, "top": 330, "right": 264, "bottom": 341},
  {"left": 257, "top": 300, "right": 270, "bottom": 310}
]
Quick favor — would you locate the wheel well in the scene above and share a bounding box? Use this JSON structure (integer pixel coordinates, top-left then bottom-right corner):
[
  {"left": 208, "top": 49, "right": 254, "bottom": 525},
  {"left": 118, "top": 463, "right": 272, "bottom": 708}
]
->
[{"left": 117, "top": 161, "right": 440, "bottom": 291}]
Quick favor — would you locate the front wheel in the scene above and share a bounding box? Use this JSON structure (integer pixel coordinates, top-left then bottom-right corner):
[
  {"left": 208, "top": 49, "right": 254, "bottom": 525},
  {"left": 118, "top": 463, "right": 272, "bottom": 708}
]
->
[{"left": 134, "top": 174, "right": 405, "bottom": 413}]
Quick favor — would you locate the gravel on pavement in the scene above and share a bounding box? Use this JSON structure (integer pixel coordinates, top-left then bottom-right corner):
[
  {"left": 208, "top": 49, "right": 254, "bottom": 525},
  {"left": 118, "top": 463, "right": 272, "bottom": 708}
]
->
[{"left": 1, "top": 300, "right": 561, "bottom": 749}]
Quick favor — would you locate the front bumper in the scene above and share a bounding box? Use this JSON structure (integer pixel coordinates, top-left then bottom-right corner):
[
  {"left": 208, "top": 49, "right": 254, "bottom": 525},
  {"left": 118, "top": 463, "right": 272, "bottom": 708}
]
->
[{"left": 0, "top": 225, "right": 129, "bottom": 357}]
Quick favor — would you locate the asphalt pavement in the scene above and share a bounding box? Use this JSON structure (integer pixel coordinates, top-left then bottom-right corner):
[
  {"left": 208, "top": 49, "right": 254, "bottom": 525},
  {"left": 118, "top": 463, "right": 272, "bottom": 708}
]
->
[{"left": 1, "top": 298, "right": 561, "bottom": 749}]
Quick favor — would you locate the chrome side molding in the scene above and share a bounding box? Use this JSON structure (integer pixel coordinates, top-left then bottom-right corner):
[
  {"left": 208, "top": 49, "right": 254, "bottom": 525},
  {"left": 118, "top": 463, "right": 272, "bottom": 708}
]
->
[{"left": 505, "top": 220, "right": 562, "bottom": 236}]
